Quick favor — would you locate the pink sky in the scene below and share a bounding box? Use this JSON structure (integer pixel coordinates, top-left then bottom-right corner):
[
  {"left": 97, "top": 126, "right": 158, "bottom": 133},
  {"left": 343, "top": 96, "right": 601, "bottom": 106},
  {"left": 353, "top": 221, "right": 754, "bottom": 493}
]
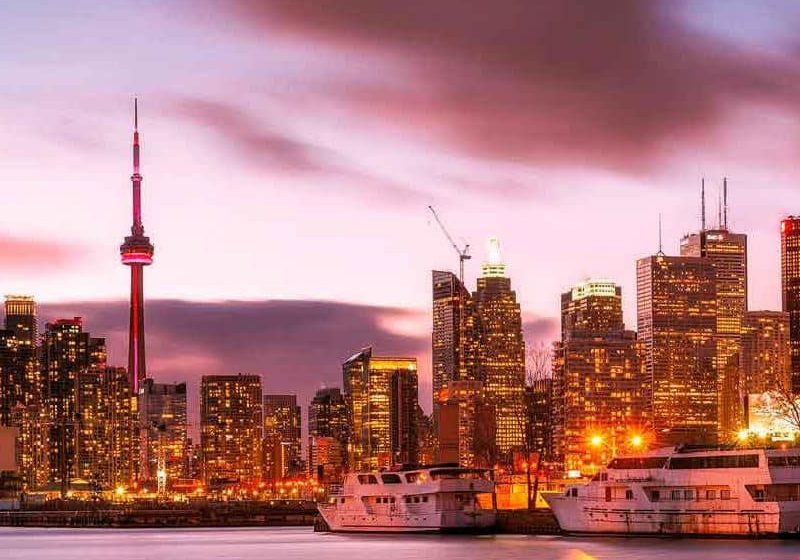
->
[{"left": 2, "top": 1, "right": 800, "bottom": 413}]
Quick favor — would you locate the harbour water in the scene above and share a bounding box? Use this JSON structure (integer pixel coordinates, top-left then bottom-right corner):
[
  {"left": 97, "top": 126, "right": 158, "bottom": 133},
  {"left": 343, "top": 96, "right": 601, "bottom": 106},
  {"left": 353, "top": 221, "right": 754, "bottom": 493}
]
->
[{"left": 4, "top": 526, "right": 800, "bottom": 560}]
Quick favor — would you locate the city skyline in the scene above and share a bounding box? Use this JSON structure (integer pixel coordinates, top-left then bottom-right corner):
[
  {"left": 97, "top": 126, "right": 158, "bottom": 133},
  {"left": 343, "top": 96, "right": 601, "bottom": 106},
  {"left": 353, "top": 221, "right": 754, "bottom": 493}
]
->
[{"left": 2, "top": 2, "right": 800, "bottom": 427}]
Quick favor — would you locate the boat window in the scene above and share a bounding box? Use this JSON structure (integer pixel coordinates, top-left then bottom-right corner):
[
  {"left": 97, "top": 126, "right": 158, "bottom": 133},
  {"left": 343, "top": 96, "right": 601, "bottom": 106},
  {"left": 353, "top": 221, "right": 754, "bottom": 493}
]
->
[
  {"left": 358, "top": 475, "right": 379, "bottom": 485},
  {"left": 625, "top": 489, "right": 634, "bottom": 500},
  {"left": 422, "top": 496, "right": 429, "bottom": 503},
  {"left": 405, "top": 472, "right": 421, "bottom": 483},
  {"left": 721, "top": 489, "right": 730, "bottom": 500},
  {"left": 650, "top": 490, "right": 660, "bottom": 502},
  {"left": 608, "top": 457, "right": 668, "bottom": 470},
  {"left": 404, "top": 496, "right": 411, "bottom": 503},
  {"left": 430, "top": 469, "right": 488, "bottom": 481},
  {"left": 668, "top": 454, "right": 758, "bottom": 470},
  {"left": 570, "top": 488, "right": 578, "bottom": 498},
  {"left": 768, "top": 455, "right": 800, "bottom": 467},
  {"left": 684, "top": 490, "right": 694, "bottom": 500},
  {"left": 706, "top": 489, "right": 716, "bottom": 500},
  {"left": 671, "top": 490, "right": 681, "bottom": 500},
  {"left": 381, "top": 474, "right": 402, "bottom": 484},
  {"left": 414, "top": 496, "right": 420, "bottom": 503},
  {"left": 390, "top": 497, "right": 396, "bottom": 503}
]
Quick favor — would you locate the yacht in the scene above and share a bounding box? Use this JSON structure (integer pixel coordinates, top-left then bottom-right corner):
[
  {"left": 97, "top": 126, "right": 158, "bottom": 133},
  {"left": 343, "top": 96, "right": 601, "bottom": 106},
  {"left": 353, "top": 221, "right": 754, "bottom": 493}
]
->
[
  {"left": 545, "top": 446, "right": 800, "bottom": 536},
  {"left": 318, "top": 465, "right": 496, "bottom": 533}
]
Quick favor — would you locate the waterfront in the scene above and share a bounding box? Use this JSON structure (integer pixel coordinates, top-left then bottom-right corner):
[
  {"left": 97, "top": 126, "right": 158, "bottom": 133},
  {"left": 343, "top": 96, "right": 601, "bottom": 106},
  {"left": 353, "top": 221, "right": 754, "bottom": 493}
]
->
[{"left": 4, "top": 526, "right": 800, "bottom": 560}]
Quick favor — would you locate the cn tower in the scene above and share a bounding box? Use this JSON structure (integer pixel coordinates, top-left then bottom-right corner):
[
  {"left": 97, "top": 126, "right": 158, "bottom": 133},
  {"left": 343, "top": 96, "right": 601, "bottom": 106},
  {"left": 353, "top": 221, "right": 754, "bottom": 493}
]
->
[{"left": 120, "top": 99, "right": 154, "bottom": 393}]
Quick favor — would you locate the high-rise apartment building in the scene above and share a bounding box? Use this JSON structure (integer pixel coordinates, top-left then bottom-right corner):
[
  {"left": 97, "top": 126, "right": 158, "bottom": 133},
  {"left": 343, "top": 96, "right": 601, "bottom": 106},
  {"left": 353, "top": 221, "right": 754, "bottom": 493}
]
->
[
  {"left": 308, "top": 388, "right": 347, "bottom": 478},
  {"left": 637, "top": 255, "right": 718, "bottom": 445},
  {"left": 263, "top": 394, "right": 302, "bottom": 481},
  {"left": 140, "top": 379, "right": 188, "bottom": 487},
  {"left": 473, "top": 238, "right": 526, "bottom": 455},
  {"left": 781, "top": 216, "right": 800, "bottom": 393},
  {"left": 342, "top": 348, "right": 418, "bottom": 470},
  {"left": 553, "top": 280, "right": 646, "bottom": 472},
  {"left": 432, "top": 271, "right": 479, "bottom": 424},
  {"left": 41, "top": 318, "right": 106, "bottom": 488},
  {"left": 740, "top": 311, "right": 791, "bottom": 395},
  {"left": 526, "top": 377, "right": 553, "bottom": 466},
  {"left": 200, "top": 374, "right": 262, "bottom": 486}
]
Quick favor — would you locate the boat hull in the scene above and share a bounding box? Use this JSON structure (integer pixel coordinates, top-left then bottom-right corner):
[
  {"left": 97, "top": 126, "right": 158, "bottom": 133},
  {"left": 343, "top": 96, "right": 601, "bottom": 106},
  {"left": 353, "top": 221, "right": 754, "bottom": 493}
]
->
[
  {"left": 318, "top": 506, "right": 496, "bottom": 534},
  {"left": 546, "top": 496, "right": 800, "bottom": 536}
]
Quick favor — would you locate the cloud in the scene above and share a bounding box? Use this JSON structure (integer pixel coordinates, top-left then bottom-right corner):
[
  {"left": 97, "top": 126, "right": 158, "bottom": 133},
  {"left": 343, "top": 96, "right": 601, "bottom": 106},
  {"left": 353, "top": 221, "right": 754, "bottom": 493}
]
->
[
  {"left": 0, "top": 235, "right": 79, "bottom": 271},
  {"left": 213, "top": 1, "right": 800, "bottom": 172},
  {"left": 170, "top": 97, "right": 423, "bottom": 201},
  {"left": 39, "top": 299, "right": 430, "bottom": 437}
]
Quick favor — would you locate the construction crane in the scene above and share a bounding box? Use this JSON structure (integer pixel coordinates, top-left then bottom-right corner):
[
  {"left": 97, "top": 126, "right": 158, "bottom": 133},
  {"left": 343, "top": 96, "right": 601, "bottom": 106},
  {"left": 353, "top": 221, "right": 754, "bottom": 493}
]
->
[{"left": 428, "top": 205, "right": 470, "bottom": 283}]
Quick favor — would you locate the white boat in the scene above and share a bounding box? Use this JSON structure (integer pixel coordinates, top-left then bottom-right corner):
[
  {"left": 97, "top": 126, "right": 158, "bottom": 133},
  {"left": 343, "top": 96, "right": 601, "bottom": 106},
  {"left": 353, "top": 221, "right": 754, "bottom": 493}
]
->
[
  {"left": 318, "top": 466, "right": 496, "bottom": 533},
  {"left": 545, "top": 446, "right": 800, "bottom": 536}
]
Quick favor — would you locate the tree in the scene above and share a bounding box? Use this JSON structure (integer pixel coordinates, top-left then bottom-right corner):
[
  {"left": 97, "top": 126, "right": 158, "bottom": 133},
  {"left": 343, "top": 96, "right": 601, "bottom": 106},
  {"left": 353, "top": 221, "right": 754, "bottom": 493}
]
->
[
  {"left": 515, "top": 341, "right": 552, "bottom": 509},
  {"left": 751, "top": 385, "right": 800, "bottom": 439}
]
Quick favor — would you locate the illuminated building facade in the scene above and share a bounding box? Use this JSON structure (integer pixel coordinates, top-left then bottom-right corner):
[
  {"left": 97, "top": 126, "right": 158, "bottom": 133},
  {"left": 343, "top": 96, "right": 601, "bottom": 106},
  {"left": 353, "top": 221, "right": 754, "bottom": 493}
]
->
[
  {"left": 553, "top": 281, "right": 645, "bottom": 472},
  {"left": 637, "top": 255, "right": 718, "bottom": 445},
  {"left": 781, "top": 216, "right": 800, "bottom": 393},
  {"left": 200, "top": 374, "right": 262, "bottom": 486},
  {"left": 681, "top": 222, "right": 747, "bottom": 437},
  {"left": 342, "top": 348, "right": 418, "bottom": 470},
  {"left": 263, "top": 394, "right": 302, "bottom": 481},
  {"left": 308, "top": 436, "right": 344, "bottom": 483},
  {"left": 432, "top": 270, "right": 479, "bottom": 427},
  {"left": 140, "top": 379, "right": 188, "bottom": 487},
  {"left": 474, "top": 238, "right": 526, "bottom": 456},
  {"left": 436, "top": 380, "right": 495, "bottom": 467},
  {"left": 740, "top": 311, "right": 791, "bottom": 395}
]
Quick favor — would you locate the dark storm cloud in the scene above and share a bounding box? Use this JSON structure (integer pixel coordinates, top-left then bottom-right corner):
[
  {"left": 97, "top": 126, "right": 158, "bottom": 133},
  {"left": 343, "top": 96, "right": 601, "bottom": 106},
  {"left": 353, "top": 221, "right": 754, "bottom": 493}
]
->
[
  {"left": 39, "top": 299, "right": 429, "bottom": 432},
  {"left": 217, "top": 0, "right": 800, "bottom": 172}
]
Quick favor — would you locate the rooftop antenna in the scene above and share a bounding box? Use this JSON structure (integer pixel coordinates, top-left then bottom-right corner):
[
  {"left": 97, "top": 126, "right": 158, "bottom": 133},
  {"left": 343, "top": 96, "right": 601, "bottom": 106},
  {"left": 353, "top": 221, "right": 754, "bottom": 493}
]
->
[
  {"left": 657, "top": 212, "right": 664, "bottom": 256},
  {"left": 701, "top": 178, "right": 706, "bottom": 232},
  {"left": 717, "top": 188, "right": 722, "bottom": 230},
  {"left": 723, "top": 177, "right": 728, "bottom": 230},
  {"left": 134, "top": 96, "right": 138, "bottom": 131}
]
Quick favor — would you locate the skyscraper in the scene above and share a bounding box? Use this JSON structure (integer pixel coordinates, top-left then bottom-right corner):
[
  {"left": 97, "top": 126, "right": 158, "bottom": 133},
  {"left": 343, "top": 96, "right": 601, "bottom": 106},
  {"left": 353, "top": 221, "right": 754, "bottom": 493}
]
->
[
  {"left": 740, "top": 311, "right": 791, "bottom": 395},
  {"left": 637, "top": 255, "right": 718, "bottom": 445},
  {"left": 553, "top": 280, "right": 646, "bottom": 472},
  {"left": 140, "top": 379, "right": 188, "bottom": 488},
  {"left": 263, "top": 394, "right": 302, "bottom": 481},
  {"left": 1, "top": 296, "right": 39, "bottom": 425},
  {"left": 342, "top": 348, "right": 418, "bottom": 470},
  {"left": 200, "top": 374, "right": 262, "bottom": 487},
  {"left": 781, "top": 216, "right": 800, "bottom": 393},
  {"left": 436, "top": 380, "right": 495, "bottom": 467},
  {"left": 473, "top": 238, "right": 526, "bottom": 456},
  {"left": 3, "top": 296, "right": 48, "bottom": 488},
  {"left": 680, "top": 183, "right": 748, "bottom": 437},
  {"left": 308, "top": 388, "right": 347, "bottom": 442},
  {"left": 432, "top": 270, "right": 479, "bottom": 424},
  {"left": 120, "top": 100, "right": 154, "bottom": 394}
]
